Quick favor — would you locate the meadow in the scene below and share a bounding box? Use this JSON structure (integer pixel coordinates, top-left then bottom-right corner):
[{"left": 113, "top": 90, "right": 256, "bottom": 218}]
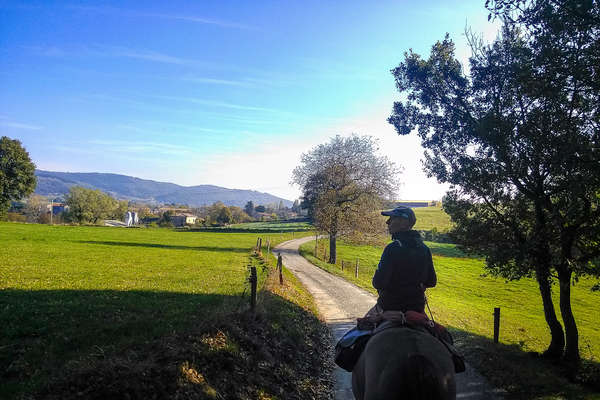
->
[
  {"left": 227, "top": 220, "right": 313, "bottom": 232},
  {"left": 412, "top": 206, "right": 452, "bottom": 231},
  {"left": 300, "top": 207, "right": 600, "bottom": 398},
  {"left": 0, "top": 222, "right": 324, "bottom": 399}
]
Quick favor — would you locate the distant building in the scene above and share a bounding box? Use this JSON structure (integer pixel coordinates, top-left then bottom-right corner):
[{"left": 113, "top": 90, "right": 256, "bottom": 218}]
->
[
  {"left": 47, "top": 203, "right": 68, "bottom": 215},
  {"left": 124, "top": 211, "right": 139, "bottom": 227},
  {"left": 395, "top": 201, "right": 436, "bottom": 208},
  {"left": 171, "top": 213, "right": 198, "bottom": 227}
]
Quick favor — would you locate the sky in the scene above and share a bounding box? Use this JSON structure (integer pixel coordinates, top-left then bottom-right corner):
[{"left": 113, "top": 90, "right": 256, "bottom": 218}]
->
[{"left": 0, "top": 1, "right": 501, "bottom": 201}]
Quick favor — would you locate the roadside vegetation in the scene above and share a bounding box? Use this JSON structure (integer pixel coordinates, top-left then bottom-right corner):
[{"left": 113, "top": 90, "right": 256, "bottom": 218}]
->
[
  {"left": 300, "top": 237, "right": 600, "bottom": 398},
  {"left": 0, "top": 222, "right": 330, "bottom": 399}
]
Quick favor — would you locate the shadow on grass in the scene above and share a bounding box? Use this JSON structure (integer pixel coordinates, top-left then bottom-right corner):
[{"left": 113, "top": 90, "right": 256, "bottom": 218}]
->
[
  {"left": 447, "top": 326, "right": 600, "bottom": 399},
  {"left": 0, "top": 289, "right": 236, "bottom": 399},
  {"left": 0, "top": 287, "right": 332, "bottom": 400},
  {"left": 77, "top": 240, "right": 250, "bottom": 253}
]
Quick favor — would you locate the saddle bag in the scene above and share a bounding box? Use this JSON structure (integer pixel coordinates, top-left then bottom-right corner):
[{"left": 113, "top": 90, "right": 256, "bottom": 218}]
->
[{"left": 334, "top": 327, "right": 372, "bottom": 372}]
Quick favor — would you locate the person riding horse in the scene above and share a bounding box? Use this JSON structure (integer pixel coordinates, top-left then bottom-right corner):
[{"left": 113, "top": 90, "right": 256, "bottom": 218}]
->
[
  {"left": 350, "top": 206, "right": 457, "bottom": 400},
  {"left": 367, "top": 205, "right": 437, "bottom": 318}
]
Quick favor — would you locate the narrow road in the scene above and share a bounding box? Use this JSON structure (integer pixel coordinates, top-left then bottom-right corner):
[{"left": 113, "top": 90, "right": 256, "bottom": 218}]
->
[{"left": 273, "top": 236, "right": 505, "bottom": 400}]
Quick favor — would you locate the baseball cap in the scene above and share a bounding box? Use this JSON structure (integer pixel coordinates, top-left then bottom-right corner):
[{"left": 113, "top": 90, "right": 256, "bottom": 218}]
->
[{"left": 381, "top": 206, "right": 417, "bottom": 227}]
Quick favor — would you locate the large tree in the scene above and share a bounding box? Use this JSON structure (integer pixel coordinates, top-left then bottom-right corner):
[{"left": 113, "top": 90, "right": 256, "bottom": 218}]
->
[
  {"left": 0, "top": 136, "right": 36, "bottom": 217},
  {"left": 292, "top": 135, "right": 399, "bottom": 264},
  {"left": 65, "top": 186, "right": 125, "bottom": 224},
  {"left": 388, "top": 0, "right": 599, "bottom": 364}
]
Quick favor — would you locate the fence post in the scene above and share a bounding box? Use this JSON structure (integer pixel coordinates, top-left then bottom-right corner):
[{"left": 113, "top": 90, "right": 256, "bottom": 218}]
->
[
  {"left": 314, "top": 235, "right": 318, "bottom": 257},
  {"left": 355, "top": 258, "right": 359, "bottom": 278},
  {"left": 277, "top": 253, "right": 283, "bottom": 285},
  {"left": 258, "top": 238, "right": 262, "bottom": 254},
  {"left": 494, "top": 307, "right": 500, "bottom": 343},
  {"left": 250, "top": 266, "right": 257, "bottom": 311},
  {"left": 266, "top": 239, "right": 270, "bottom": 255},
  {"left": 341, "top": 260, "right": 345, "bottom": 271}
]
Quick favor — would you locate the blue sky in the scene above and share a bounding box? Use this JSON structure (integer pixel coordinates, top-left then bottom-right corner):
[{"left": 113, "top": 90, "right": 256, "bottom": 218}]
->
[{"left": 0, "top": 1, "right": 500, "bottom": 200}]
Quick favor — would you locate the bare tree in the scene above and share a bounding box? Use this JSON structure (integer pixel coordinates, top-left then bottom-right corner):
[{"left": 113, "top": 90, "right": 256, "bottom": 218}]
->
[
  {"left": 24, "top": 194, "right": 48, "bottom": 223},
  {"left": 292, "top": 135, "right": 400, "bottom": 263}
]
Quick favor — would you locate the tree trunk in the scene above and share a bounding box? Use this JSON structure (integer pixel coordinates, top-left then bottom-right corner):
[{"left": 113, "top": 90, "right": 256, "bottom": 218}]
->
[
  {"left": 558, "top": 267, "right": 580, "bottom": 365},
  {"left": 536, "top": 266, "right": 565, "bottom": 359},
  {"left": 329, "top": 233, "right": 337, "bottom": 264}
]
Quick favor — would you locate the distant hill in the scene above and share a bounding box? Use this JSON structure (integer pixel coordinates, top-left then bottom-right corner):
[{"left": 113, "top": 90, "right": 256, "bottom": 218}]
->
[{"left": 34, "top": 170, "right": 292, "bottom": 207}]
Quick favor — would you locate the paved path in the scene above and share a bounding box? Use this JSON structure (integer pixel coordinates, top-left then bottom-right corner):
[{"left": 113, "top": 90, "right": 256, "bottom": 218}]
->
[{"left": 273, "top": 237, "right": 505, "bottom": 400}]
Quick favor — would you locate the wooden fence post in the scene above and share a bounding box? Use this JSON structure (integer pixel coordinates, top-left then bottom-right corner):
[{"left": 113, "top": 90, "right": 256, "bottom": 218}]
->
[
  {"left": 314, "top": 235, "right": 318, "bottom": 257},
  {"left": 277, "top": 253, "right": 283, "bottom": 285},
  {"left": 494, "top": 307, "right": 500, "bottom": 343},
  {"left": 250, "top": 266, "right": 257, "bottom": 311},
  {"left": 355, "top": 258, "right": 359, "bottom": 278},
  {"left": 266, "top": 239, "right": 270, "bottom": 255},
  {"left": 258, "top": 238, "right": 262, "bottom": 254},
  {"left": 341, "top": 260, "right": 345, "bottom": 271}
]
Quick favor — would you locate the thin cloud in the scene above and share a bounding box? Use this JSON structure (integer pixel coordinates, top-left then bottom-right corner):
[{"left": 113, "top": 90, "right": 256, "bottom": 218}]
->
[
  {"left": 0, "top": 121, "right": 43, "bottom": 130},
  {"left": 89, "top": 45, "right": 191, "bottom": 65},
  {"left": 152, "top": 95, "right": 282, "bottom": 113},
  {"left": 68, "top": 5, "right": 254, "bottom": 30},
  {"left": 181, "top": 76, "right": 253, "bottom": 87},
  {"left": 89, "top": 139, "right": 194, "bottom": 156}
]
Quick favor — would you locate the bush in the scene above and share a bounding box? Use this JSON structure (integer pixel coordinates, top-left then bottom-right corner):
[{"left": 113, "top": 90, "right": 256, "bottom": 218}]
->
[{"left": 6, "top": 212, "right": 26, "bottom": 222}]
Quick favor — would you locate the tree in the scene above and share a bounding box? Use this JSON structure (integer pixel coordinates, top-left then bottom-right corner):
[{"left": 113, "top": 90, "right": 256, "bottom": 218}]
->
[
  {"left": 217, "top": 206, "right": 233, "bottom": 225},
  {"left": 388, "top": 0, "right": 599, "bottom": 364},
  {"left": 292, "top": 199, "right": 301, "bottom": 214},
  {"left": 244, "top": 201, "right": 255, "bottom": 217},
  {"left": 24, "top": 194, "right": 48, "bottom": 223},
  {"left": 292, "top": 135, "right": 399, "bottom": 264},
  {"left": 65, "top": 186, "right": 121, "bottom": 224},
  {"left": 229, "top": 206, "right": 251, "bottom": 224},
  {"left": 0, "top": 136, "right": 36, "bottom": 218}
]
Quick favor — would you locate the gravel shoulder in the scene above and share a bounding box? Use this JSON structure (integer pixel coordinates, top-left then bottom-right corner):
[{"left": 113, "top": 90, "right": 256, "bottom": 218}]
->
[{"left": 273, "top": 236, "right": 505, "bottom": 400}]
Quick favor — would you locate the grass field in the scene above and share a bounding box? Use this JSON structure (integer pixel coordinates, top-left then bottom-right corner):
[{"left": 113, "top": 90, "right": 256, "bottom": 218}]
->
[
  {"left": 0, "top": 222, "right": 320, "bottom": 399},
  {"left": 300, "top": 238, "right": 600, "bottom": 398},
  {"left": 412, "top": 206, "right": 453, "bottom": 231},
  {"left": 227, "top": 220, "right": 313, "bottom": 231}
]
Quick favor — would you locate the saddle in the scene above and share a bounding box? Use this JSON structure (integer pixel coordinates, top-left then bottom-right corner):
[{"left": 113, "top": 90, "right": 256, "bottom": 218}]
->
[{"left": 334, "top": 311, "right": 466, "bottom": 373}]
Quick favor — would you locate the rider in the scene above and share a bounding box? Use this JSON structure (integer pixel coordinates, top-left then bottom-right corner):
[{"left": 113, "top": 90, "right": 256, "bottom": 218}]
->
[{"left": 370, "top": 205, "right": 436, "bottom": 315}]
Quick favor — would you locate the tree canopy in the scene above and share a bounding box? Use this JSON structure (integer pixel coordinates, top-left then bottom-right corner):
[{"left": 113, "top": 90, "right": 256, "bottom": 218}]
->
[
  {"left": 389, "top": 0, "right": 599, "bottom": 364},
  {"left": 292, "top": 135, "right": 399, "bottom": 263},
  {"left": 0, "top": 136, "right": 36, "bottom": 217},
  {"left": 65, "top": 186, "right": 128, "bottom": 224}
]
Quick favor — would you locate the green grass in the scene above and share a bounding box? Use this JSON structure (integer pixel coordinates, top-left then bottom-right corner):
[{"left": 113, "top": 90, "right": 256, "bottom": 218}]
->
[
  {"left": 300, "top": 238, "right": 600, "bottom": 398},
  {"left": 0, "top": 222, "right": 313, "bottom": 398},
  {"left": 412, "top": 206, "right": 452, "bottom": 231},
  {"left": 227, "top": 220, "right": 313, "bottom": 231},
  {"left": 301, "top": 238, "right": 599, "bottom": 360}
]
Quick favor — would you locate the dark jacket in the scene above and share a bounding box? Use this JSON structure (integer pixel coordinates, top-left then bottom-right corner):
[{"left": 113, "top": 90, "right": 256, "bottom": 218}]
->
[{"left": 372, "top": 230, "right": 436, "bottom": 312}]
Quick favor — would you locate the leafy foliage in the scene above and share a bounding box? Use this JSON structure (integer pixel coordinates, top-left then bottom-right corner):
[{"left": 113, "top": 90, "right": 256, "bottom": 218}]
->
[
  {"left": 65, "top": 186, "right": 128, "bottom": 224},
  {"left": 292, "top": 135, "right": 399, "bottom": 263},
  {"left": 389, "top": 0, "right": 600, "bottom": 363},
  {"left": 0, "top": 137, "right": 36, "bottom": 216}
]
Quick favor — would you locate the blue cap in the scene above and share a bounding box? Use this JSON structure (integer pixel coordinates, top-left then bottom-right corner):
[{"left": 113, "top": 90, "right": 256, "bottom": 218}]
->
[{"left": 381, "top": 206, "right": 416, "bottom": 227}]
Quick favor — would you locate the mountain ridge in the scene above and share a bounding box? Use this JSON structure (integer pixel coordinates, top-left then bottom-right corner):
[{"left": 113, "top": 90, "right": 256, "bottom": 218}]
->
[{"left": 34, "top": 170, "right": 292, "bottom": 207}]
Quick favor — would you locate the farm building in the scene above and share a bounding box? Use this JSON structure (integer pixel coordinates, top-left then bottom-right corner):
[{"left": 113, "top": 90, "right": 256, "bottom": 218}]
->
[
  {"left": 171, "top": 213, "right": 198, "bottom": 227},
  {"left": 395, "top": 201, "right": 437, "bottom": 208}
]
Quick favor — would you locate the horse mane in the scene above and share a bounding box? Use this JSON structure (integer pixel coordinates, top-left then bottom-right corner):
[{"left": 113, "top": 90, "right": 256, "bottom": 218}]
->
[{"left": 401, "top": 353, "right": 447, "bottom": 400}]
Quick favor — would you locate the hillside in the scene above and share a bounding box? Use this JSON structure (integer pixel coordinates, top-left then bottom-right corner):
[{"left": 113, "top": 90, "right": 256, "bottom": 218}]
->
[{"left": 34, "top": 170, "right": 292, "bottom": 207}]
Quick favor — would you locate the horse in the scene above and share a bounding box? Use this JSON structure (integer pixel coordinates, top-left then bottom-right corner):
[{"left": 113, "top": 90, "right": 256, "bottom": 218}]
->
[{"left": 352, "top": 326, "right": 456, "bottom": 400}]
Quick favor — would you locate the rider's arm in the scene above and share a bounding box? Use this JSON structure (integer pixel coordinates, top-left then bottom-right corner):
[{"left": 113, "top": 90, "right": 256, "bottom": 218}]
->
[
  {"left": 422, "top": 247, "right": 437, "bottom": 288},
  {"left": 372, "top": 242, "right": 397, "bottom": 290}
]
